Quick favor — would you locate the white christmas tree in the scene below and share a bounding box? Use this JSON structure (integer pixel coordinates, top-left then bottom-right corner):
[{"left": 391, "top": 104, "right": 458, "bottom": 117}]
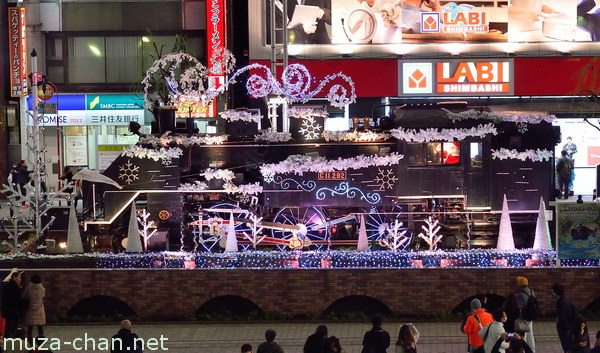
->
[
  {"left": 137, "top": 209, "right": 158, "bottom": 252},
  {"left": 357, "top": 215, "right": 369, "bottom": 251},
  {"left": 66, "top": 203, "right": 84, "bottom": 253},
  {"left": 126, "top": 204, "right": 143, "bottom": 252},
  {"left": 1, "top": 191, "right": 35, "bottom": 253},
  {"left": 224, "top": 211, "right": 238, "bottom": 252},
  {"left": 379, "top": 220, "right": 409, "bottom": 251},
  {"left": 497, "top": 194, "right": 516, "bottom": 250},
  {"left": 418, "top": 216, "right": 443, "bottom": 251},
  {"left": 243, "top": 213, "right": 266, "bottom": 249},
  {"left": 533, "top": 197, "right": 552, "bottom": 251}
]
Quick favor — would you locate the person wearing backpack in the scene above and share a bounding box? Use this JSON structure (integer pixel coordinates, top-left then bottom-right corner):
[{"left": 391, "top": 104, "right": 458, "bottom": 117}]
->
[
  {"left": 516, "top": 276, "right": 537, "bottom": 352},
  {"left": 557, "top": 150, "right": 574, "bottom": 199},
  {"left": 463, "top": 299, "right": 493, "bottom": 353}
]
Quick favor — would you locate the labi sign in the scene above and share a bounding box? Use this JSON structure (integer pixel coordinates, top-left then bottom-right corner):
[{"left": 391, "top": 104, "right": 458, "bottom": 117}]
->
[
  {"left": 399, "top": 59, "right": 513, "bottom": 97},
  {"left": 86, "top": 95, "right": 142, "bottom": 110}
]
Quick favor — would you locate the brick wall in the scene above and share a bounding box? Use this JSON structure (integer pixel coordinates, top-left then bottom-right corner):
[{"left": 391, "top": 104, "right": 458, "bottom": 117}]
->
[{"left": 14, "top": 268, "right": 600, "bottom": 319}]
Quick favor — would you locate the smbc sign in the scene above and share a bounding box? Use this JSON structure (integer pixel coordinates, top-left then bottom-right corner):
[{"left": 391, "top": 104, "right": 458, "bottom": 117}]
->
[{"left": 86, "top": 95, "right": 142, "bottom": 110}]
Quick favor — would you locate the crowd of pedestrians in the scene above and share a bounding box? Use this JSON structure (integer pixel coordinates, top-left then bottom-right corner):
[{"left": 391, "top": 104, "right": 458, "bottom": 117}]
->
[
  {"left": 460, "top": 276, "right": 596, "bottom": 353},
  {"left": 0, "top": 271, "right": 598, "bottom": 353}
]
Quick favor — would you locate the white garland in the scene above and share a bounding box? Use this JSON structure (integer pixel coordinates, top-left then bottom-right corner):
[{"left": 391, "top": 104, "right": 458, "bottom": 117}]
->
[
  {"left": 139, "top": 132, "right": 228, "bottom": 147},
  {"left": 448, "top": 110, "right": 556, "bottom": 124},
  {"left": 287, "top": 107, "right": 329, "bottom": 119},
  {"left": 254, "top": 130, "right": 292, "bottom": 143},
  {"left": 178, "top": 181, "right": 208, "bottom": 191},
  {"left": 218, "top": 110, "right": 262, "bottom": 124},
  {"left": 322, "top": 131, "right": 391, "bottom": 142},
  {"left": 260, "top": 153, "right": 404, "bottom": 179},
  {"left": 491, "top": 148, "right": 553, "bottom": 162},
  {"left": 142, "top": 49, "right": 236, "bottom": 107},
  {"left": 223, "top": 182, "right": 263, "bottom": 195},
  {"left": 390, "top": 123, "right": 497, "bottom": 142},
  {"left": 121, "top": 145, "right": 183, "bottom": 165},
  {"left": 201, "top": 168, "right": 235, "bottom": 182}
]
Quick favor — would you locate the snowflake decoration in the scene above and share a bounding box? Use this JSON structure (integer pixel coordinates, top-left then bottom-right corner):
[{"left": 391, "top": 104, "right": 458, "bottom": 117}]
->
[
  {"left": 118, "top": 159, "right": 140, "bottom": 185},
  {"left": 298, "top": 117, "right": 322, "bottom": 140},
  {"left": 238, "top": 193, "right": 251, "bottom": 204},
  {"left": 517, "top": 123, "right": 528, "bottom": 134},
  {"left": 374, "top": 168, "right": 398, "bottom": 190}
]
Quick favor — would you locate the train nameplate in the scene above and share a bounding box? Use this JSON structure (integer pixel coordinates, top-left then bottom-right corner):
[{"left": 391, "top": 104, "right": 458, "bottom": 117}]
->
[{"left": 318, "top": 171, "right": 347, "bottom": 180}]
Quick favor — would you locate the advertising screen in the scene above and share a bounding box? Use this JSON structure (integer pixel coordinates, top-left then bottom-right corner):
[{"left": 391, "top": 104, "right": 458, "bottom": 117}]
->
[{"left": 265, "top": 0, "right": 600, "bottom": 44}]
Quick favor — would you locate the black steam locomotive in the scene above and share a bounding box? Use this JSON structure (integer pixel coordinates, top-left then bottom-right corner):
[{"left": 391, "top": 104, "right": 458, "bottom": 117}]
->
[{"left": 90, "top": 103, "right": 560, "bottom": 252}]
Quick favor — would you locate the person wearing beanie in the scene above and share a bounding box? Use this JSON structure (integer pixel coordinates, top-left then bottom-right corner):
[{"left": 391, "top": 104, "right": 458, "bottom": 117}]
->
[
  {"left": 463, "top": 298, "right": 493, "bottom": 353},
  {"left": 515, "top": 276, "right": 536, "bottom": 352}
]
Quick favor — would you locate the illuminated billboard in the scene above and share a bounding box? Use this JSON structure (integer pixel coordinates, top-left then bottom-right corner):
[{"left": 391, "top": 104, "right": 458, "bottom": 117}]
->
[
  {"left": 264, "top": 0, "right": 600, "bottom": 44},
  {"left": 399, "top": 59, "right": 513, "bottom": 96}
]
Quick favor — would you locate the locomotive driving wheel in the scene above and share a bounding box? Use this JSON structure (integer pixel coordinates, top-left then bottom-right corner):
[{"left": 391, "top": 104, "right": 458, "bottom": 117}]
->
[
  {"left": 271, "top": 207, "right": 329, "bottom": 250},
  {"left": 200, "top": 203, "right": 253, "bottom": 251}
]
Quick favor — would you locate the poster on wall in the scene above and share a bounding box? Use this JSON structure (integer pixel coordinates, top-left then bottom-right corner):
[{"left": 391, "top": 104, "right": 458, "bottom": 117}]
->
[
  {"left": 98, "top": 145, "right": 126, "bottom": 171},
  {"left": 556, "top": 202, "right": 600, "bottom": 260},
  {"left": 65, "top": 135, "right": 88, "bottom": 166}
]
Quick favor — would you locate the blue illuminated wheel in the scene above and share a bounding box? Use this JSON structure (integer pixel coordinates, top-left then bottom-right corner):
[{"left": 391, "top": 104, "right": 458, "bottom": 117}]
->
[
  {"left": 271, "top": 207, "right": 329, "bottom": 250},
  {"left": 199, "top": 203, "right": 253, "bottom": 252},
  {"left": 364, "top": 206, "right": 412, "bottom": 250}
]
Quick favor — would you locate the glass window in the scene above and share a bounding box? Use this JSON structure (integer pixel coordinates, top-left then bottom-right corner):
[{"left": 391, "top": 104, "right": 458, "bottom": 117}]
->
[
  {"left": 46, "top": 38, "right": 63, "bottom": 60},
  {"left": 470, "top": 142, "right": 483, "bottom": 168},
  {"left": 426, "top": 142, "right": 443, "bottom": 165},
  {"left": 106, "top": 37, "right": 141, "bottom": 83},
  {"left": 68, "top": 37, "right": 105, "bottom": 83},
  {"left": 406, "top": 143, "right": 425, "bottom": 166}
]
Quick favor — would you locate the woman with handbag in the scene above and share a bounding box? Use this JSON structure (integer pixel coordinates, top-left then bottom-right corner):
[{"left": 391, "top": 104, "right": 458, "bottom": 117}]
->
[{"left": 22, "top": 275, "right": 46, "bottom": 343}]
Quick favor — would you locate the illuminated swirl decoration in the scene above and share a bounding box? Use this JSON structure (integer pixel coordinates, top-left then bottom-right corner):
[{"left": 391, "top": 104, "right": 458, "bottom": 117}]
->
[
  {"left": 316, "top": 182, "right": 382, "bottom": 205},
  {"left": 201, "top": 64, "right": 356, "bottom": 109},
  {"left": 272, "top": 176, "right": 316, "bottom": 192}
]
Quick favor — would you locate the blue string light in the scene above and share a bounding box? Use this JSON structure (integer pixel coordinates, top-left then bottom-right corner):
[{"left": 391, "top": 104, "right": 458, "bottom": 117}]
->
[{"left": 315, "top": 182, "right": 382, "bottom": 205}]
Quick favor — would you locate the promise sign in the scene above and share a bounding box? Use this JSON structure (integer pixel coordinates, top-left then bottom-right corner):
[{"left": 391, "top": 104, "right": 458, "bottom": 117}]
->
[
  {"left": 399, "top": 59, "right": 513, "bottom": 97},
  {"left": 8, "top": 7, "right": 27, "bottom": 97}
]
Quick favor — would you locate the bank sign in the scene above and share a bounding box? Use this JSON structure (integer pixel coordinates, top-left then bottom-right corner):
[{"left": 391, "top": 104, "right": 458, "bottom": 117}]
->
[
  {"left": 27, "top": 94, "right": 144, "bottom": 126},
  {"left": 399, "top": 59, "right": 513, "bottom": 97}
]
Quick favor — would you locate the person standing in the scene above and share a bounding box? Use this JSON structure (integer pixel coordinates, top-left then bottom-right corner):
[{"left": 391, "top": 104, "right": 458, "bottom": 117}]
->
[
  {"left": 571, "top": 317, "right": 591, "bottom": 353},
  {"left": 557, "top": 150, "right": 574, "bottom": 200},
  {"left": 552, "top": 283, "right": 579, "bottom": 353},
  {"left": 563, "top": 137, "right": 578, "bottom": 163},
  {"left": 515, "top": 276, "right": 536, "bottom": 352},
  {"left": 304, "top": 325, "right": 328, "bottom": 353},
  {"left": 257, "top": 329, "right": 285, "bottom": 353},
  {"left": 590, "top": 330, "right": 600, "bottom": 353},
  {"left": 395, "top": 323, "right": 419, "bottom": 353},
  {"left": 15, "top": 160, "right": 32, "bottom": 197},
  {"left": 22, "top": 275, "right": 46, "bottom": 343},
  {"left": 481, "top": 310, "right": 510, "bottom": 353},
  {"left": 463, "top": 298, "right": 493, "bottom": 353},
  {"left": 1, "top": 271, "right": 24, "bottom": 339},
  {"left": 110, "top": 319, "right": 143, "bottom": 353},
  {"left": 362, "top": 316, "right": 391, "bottom": 353}
]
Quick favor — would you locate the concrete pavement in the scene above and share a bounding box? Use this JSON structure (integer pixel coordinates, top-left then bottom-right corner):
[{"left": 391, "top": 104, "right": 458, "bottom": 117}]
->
[{"left": 12, "top": 320, "right": 598, "bottom": 353}]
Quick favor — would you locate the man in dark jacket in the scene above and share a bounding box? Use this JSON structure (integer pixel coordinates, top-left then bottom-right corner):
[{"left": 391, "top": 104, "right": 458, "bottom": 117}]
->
[
  {"left": 556, "top": 150, "right": 574, "bottom": 199},
  {"left": 15, "top": 160, "right": 32, "bottom": 197},
  {"left": 1, "top": 271, "right": 23, "bottom": 338},
  {"left": 304, "top": 325, "right": 328, "bottom": 353},
  {"left": 256, "top": 329, "right": 284, "bottom": 353},
  {"left": 362, "top": 316, "right": 390, "bottom": 353},
  {"left": 110, "top": 320, "right": 143, "bottom": 353},
  {"left": 552, "top": 283, "right": 580, "bottom": 353}
]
